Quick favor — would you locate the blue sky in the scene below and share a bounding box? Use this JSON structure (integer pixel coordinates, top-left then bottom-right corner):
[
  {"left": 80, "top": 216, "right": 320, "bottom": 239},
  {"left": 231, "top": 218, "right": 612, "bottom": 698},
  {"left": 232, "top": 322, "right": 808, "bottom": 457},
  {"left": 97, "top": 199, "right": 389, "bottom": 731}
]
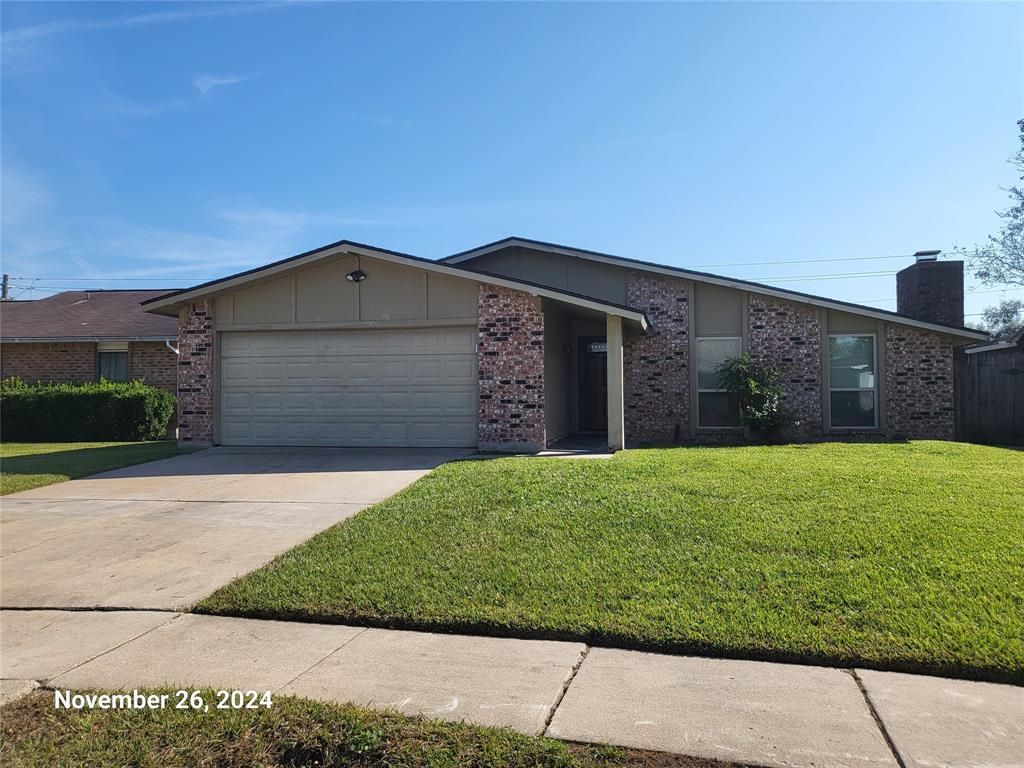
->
[{"left": 2, "top": 1, "right": 1022, "bottom": 323}]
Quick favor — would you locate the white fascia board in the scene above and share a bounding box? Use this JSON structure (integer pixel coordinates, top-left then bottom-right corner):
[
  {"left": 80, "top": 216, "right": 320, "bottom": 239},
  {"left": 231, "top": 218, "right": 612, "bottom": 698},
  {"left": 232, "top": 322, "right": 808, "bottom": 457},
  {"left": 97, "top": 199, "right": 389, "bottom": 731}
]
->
[{"left": 964, "top": 341, "right": 1014, "bottom": 354}]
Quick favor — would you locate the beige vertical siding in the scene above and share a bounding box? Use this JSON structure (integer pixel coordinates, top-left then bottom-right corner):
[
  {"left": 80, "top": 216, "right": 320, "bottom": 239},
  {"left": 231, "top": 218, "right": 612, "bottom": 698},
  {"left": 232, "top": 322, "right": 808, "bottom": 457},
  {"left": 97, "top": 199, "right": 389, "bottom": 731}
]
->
[{"left": 212, "top": 255, "right": 479, "bottom": 330}]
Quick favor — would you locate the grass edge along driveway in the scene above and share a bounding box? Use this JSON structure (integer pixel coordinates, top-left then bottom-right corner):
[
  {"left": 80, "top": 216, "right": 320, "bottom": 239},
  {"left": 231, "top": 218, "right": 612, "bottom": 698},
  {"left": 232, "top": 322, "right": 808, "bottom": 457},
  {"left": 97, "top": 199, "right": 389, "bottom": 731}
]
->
[
  {"left": 198, "top": 441, "right": 1024, "bottom": 684},
  {"left": 1, "top": 441, "right": 186, "bottom": 495}
]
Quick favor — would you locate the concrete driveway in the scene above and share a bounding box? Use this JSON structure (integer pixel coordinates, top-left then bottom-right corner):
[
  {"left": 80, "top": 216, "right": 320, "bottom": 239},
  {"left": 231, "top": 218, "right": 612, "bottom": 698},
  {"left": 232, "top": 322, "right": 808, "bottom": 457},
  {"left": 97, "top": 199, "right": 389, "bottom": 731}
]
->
[{"left": 0, "top": 447, "right": 465, "bottom": 610}]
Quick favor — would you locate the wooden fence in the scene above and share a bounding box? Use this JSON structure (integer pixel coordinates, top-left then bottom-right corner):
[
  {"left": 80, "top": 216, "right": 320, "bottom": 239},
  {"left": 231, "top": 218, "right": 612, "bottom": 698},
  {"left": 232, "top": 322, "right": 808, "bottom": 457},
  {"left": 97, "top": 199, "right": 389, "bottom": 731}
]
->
[{"left": 955, "top": 342, "right": 1024, "bottom": 446}]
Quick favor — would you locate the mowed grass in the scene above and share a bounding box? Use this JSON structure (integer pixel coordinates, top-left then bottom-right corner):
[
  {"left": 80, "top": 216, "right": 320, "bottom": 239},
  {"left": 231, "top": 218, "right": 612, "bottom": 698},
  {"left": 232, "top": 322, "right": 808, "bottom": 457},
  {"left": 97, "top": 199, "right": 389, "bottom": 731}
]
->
[
  {"left": 0, "top": 441, "right": 185, "bottom": 495},
  {"left": 198, "top": 441, "right": 1024, "bottom": 683},
  {"left": 0, "top": 689, "right": 715, "bottom": 768}
]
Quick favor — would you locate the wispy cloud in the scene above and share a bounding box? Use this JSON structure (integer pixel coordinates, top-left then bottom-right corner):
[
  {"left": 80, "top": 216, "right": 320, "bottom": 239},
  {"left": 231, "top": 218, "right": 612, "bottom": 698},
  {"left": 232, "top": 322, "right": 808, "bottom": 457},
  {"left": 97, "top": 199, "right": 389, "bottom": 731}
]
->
[
  {"left": 193, "top": 73, "right": 256, "bottom": 96},
  {"left": 1, "top": 2, "right": 303, "bottom": 73},
  {"left": 1, "top": 2, "right": 298, "bottom": 45},
  {"left": 342, "top": 114, "right": 413, "bottom": 128},
  {"left": 213, "top": 204, "right": 397, "bottom": 231},
  {"left": 0, "top": 189, "right": 405, "bottom": 287},
  {"left": 101, "top": 90, "right": 188, "bottom": 119}
]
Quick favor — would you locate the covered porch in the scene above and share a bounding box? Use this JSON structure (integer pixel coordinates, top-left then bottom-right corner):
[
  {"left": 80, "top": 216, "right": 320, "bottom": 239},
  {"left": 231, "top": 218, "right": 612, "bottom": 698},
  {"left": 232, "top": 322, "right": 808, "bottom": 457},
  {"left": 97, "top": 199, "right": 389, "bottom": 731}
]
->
[{"left": 541, "top": 298, "right": 642, "bottom": 452}]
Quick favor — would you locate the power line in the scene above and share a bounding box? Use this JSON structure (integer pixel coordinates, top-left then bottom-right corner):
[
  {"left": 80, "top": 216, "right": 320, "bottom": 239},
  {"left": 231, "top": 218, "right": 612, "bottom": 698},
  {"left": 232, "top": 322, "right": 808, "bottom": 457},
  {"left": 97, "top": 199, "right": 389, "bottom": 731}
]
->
[
  {"left": 8, "top": 280, "right": 197, "bottom": 286},
  {"left": 753, "top": 270, "right": 897, "bottom": 282},
  {"left": 858, "top": 288, "right": 1020, "bottom": 303},
  {"left": 6, "top": 247, "right": 987, "bottom": 284},
  {"left": 684, "top": 247, "right": 983, "bottom": 269}
]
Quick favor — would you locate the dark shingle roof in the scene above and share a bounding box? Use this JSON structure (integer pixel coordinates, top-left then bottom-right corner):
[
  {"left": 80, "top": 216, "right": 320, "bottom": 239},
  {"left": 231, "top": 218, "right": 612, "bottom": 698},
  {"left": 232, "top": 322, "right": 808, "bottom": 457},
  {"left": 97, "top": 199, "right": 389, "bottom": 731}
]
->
[{"left": 0, "top": 290, "right": 179, "bottom": 341}]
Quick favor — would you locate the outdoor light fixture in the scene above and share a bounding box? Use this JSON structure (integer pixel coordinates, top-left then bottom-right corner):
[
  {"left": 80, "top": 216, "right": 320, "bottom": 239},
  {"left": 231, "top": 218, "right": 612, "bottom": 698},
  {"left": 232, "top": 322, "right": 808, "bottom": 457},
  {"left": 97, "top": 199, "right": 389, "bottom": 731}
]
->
[{"left": 346, "top": 269, "right": 367, "bottom": 282}]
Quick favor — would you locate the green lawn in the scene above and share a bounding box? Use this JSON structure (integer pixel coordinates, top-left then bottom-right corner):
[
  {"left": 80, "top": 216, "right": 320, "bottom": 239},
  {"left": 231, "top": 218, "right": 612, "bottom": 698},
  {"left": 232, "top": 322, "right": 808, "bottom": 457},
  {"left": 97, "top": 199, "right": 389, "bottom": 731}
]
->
[
  {"left": 0, "top": 441, "right": 186, "bottom": 495},
  {"left": 0, "top": 689, "right": 715, "bottom": 768},
  {"left": 199, "top": 441, "right": 1024, "bottom": 683}
]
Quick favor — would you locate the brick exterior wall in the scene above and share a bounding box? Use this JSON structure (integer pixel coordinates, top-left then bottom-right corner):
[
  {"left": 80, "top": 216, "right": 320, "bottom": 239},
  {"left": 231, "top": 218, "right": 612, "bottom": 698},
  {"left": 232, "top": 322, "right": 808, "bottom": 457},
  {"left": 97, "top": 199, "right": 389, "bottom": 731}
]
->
[
  {"left": 0, "top": 341, "right": 177, "bottom": 390},
  {"left": 896, "top": 261, "right": 964, "bottom": 328},
  {"left": 477, "top": 284, "right": 545, "bottom": 452},
  {"left": 623, "top": 271, "right": 689, "bottom": 444},
  {"left": 884, "top": 324, "right": 955, "bottom": 440},
  {"left": 128, "top": 342, "right": 177, "bottom": 394},
  {"left": 177, "top": 301, "right": 215, "bottom": 445},
  {"left": 747, "top": 295, "right": 823, "bottom": 439},
  {"left": 0, "top": 342, "right": 97, "bottom": 383}
]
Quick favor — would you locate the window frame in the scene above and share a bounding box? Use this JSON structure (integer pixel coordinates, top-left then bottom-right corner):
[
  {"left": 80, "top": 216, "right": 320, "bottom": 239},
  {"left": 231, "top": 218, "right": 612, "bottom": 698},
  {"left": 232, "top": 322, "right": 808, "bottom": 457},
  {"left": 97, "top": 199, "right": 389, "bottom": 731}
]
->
[
  {"left": 695, "top": 335, "right": 743, "bottom": 430},
  {"left": 827, "top": 332, "right": 879, "bottom": 430},
  {"left": 97, "top": 343, "right": 130, "bottom": 383}
]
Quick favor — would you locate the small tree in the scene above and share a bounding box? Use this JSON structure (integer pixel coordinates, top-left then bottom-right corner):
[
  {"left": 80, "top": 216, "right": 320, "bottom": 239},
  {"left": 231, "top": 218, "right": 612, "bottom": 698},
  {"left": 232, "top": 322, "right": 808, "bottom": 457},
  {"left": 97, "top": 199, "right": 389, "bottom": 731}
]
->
[
  {"left": 962, "top": 119, "right": 1024, "bottom": 287},
  {"left": 981, "top": 298, "right": 1024, "bottom": 340},
  {"left": 717, "top": 353, "right": 787, "bottom": 438}
]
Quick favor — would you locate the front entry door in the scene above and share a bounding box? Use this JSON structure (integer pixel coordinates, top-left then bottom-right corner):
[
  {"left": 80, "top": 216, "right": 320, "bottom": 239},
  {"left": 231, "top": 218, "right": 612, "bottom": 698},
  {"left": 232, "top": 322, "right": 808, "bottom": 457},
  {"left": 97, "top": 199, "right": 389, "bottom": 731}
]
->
[{"left": 579, "top": 337, "right": 608, "bottom": 431}]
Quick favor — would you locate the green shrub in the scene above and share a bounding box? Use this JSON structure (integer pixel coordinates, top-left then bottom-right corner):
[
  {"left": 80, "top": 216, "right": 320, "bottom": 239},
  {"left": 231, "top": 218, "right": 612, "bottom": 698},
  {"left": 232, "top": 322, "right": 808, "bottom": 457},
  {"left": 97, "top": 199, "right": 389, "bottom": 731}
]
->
[
  {"left": 0, "top": 378, "right": 175, "bottom": 442},
  {"left": 717, "top": 353, "right": 787, "bottom": 438}
]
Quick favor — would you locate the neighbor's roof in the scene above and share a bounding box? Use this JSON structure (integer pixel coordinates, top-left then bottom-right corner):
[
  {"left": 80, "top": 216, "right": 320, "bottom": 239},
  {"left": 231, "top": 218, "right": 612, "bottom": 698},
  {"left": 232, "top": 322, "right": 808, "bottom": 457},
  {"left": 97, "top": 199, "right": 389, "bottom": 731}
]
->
[
  {"left": 141, "top": 240, "right": 650, "bottom": 330},
  {"left": 0, "top": 290, "right": 180, "bottom": 342},
  {"left": 965, "top": 325, "right": 1024, "bottom": 354},
  {"left": 443, "top": 236, "right": 989, "bottom": 342}
]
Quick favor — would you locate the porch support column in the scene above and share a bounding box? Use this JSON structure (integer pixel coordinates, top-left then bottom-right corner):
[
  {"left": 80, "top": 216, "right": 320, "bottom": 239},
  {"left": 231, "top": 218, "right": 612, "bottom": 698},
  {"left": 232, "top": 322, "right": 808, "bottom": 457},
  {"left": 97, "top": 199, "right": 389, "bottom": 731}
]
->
[{"left": 607, "top": 314, "right": 625, "bottom": 452}]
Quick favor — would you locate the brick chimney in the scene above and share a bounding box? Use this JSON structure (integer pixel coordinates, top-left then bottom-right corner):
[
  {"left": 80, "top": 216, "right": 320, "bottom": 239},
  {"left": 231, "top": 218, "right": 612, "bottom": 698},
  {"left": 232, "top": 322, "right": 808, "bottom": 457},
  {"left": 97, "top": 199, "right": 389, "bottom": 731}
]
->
[{"left": 896, "top": 251, "right": 964, "bottom": 328}]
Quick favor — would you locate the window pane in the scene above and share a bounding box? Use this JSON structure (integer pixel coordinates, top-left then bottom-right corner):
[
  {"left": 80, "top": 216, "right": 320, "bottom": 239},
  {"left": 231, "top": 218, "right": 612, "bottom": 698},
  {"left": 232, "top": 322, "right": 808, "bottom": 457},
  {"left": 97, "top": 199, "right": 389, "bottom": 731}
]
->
[
  {"left": 830, "top": 390, "right": 876, "bottom": 427},
  {"left": 99, "top": 351, "right": 129, "bottom": 382},
  {"left": 829, "top": 335, "right": 875, "bottom": 389},
  {"left": 696, "top": 337, "right": 742, "bottom": 390},
  {"left": 699, "top": 391, "right": 741, "bottom": 427}
]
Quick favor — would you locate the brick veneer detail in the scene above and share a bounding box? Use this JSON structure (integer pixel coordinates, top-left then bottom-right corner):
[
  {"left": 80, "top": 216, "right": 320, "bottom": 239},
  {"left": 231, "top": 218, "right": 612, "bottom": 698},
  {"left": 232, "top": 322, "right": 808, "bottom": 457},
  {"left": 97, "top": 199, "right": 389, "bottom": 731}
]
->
[
  {"left": 747, "top": 295, "right": 823, "bottom": 438},
  {"left": 128, "top": 341, "right": 177, "bottom": 394},
  {"left": 623, "top": 271, "right": 689, "bottom": 444},
  {"left": 177, "top": 301, "right": 214, "bottom": 444},
  {"left": 884, "top": 324, "right": 955, "bottom": 440},
  {"left": 477, "top": 284, "right": 545, "bottom": 452},
  {"left": 0, "top": 342, "right": 97, "bottom": 383}
]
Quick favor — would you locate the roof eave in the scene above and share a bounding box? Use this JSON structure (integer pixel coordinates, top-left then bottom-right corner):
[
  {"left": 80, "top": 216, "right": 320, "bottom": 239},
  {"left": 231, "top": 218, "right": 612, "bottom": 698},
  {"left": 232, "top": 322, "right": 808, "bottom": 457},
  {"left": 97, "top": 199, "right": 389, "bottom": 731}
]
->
[
  {"left": 142, "top": 240, "right": 649, "bottom": 331},
  {"left": 444, "top": 237, "right": 989, "bottom": 342},
  {"left": 1, "top": 335, "right": 177, "bottom": 343}
]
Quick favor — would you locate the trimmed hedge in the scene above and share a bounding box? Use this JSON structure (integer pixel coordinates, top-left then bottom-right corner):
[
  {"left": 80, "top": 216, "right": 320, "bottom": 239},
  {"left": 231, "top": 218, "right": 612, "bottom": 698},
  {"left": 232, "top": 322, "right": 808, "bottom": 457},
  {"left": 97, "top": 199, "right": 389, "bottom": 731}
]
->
[{"left": 1, "top": 378, "right": 176, "bottom": 442}]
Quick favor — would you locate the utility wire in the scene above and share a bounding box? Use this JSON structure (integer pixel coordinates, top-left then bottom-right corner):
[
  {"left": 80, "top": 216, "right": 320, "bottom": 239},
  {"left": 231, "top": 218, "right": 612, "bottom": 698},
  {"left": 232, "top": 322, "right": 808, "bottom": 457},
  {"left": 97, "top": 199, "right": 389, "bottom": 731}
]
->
[
  {"left": 684, "top": 247, "right": 982, "bottom": 269},
  {"left": 6, "top": 246, "right": 987, "bottom": 284}
]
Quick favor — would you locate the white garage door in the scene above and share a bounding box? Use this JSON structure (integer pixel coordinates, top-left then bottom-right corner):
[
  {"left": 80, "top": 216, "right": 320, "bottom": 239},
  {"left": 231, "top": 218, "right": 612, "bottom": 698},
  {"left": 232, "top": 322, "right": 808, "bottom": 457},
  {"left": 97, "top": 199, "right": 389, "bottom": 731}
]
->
[{"left": 219, "top": 327, "right": 478, "bottom": 447}]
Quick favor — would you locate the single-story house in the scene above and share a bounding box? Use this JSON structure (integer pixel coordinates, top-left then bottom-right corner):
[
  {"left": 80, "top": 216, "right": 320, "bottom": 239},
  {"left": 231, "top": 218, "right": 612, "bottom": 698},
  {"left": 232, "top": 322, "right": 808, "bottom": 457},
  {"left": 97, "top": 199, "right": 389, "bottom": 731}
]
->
[
  {"left": 141, "top": 237, "right": 988, "bottom": 451},
  {"left": 0, "top": 290, "right": 178, "bottom": 394}
]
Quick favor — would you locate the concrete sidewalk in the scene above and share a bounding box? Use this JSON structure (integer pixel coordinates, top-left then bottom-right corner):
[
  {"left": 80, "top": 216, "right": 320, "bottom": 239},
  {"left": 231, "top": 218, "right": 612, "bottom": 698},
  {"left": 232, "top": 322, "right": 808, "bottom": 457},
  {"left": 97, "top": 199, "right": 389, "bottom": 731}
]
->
[{"left": 2, "top": 610, "right": 1020, "bottom": 768}]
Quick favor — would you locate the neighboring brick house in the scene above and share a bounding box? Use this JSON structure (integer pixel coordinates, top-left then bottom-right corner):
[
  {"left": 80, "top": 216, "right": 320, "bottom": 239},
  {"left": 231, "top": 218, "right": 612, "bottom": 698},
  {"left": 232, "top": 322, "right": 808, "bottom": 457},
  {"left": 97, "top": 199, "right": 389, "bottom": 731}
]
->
[
  {"left": 141, "top": 237, "right": 987, "bottom": 451},
  {"left": 0, "top": 290, "right": 179, "bottom": 398}
]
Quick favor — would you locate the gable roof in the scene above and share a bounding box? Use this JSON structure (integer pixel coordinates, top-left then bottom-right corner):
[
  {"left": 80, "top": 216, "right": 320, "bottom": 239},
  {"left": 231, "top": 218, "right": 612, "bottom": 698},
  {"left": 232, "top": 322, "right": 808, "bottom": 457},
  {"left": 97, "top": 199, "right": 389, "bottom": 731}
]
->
[
  {"left": 141, "top": 239, "right": 649, "bottom": 330},
  {"left": 1, "top": 290, "right": 180, "bottom": 342},
  {"left": 443, "top": 236, "right": 989, "bottom": 342}
]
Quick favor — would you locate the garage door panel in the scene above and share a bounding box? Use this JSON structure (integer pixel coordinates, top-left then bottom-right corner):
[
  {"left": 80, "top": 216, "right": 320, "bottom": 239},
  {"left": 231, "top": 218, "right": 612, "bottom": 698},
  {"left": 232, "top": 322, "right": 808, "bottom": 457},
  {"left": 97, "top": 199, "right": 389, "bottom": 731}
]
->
[{"left": 219, "top": 329, "right": 478, "bottom": 447}]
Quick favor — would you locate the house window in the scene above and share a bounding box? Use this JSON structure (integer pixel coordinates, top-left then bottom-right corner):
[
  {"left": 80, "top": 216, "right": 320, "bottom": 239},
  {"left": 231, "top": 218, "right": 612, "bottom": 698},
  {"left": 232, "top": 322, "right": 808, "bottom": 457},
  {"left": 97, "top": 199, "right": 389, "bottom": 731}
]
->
[
  {"left": 97, "top": 343, "right": 129, "bottom": 382},
  {"left": 696, "top": 336, "right": 742, "bottom": 428},
  {"left": 828, "top": 334, "right": 877, "bottom": 428}
]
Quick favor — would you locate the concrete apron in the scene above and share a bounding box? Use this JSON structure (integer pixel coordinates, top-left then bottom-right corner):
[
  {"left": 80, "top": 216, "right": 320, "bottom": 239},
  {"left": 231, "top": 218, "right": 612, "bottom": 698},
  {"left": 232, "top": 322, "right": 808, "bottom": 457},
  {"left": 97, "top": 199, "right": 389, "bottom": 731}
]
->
[
  {"left": 2, "top": 610, "right": 1021, "bottom": 768},
  {"left": 0, "top": 447, "right": 467, "bottom": 610}
]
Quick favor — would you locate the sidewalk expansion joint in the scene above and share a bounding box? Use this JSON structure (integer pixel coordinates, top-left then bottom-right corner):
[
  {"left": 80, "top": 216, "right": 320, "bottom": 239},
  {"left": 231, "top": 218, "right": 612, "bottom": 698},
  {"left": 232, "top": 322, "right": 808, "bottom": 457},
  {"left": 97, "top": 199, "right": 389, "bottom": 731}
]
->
[
  {"left": 43, "top": 613, "right": 182, "bottom": 683},
  {"left": 275, "top": 627, "right": 370, "bottom": 693},
  {"left": 543, "top": 644, "right": 589, "bottom": 736},
  {"left": 850, "top": 669, "right": 908, "bottom": 768}
]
